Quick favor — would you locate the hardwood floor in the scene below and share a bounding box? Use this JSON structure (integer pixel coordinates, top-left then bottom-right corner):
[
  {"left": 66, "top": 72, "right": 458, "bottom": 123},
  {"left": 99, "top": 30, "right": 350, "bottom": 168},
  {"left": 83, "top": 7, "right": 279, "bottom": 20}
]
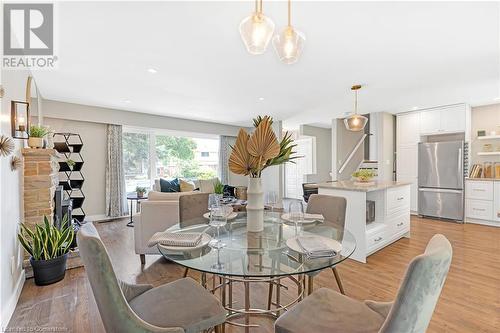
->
[{"left": 7, "top": 216, "right": 500, "bottom": 332}]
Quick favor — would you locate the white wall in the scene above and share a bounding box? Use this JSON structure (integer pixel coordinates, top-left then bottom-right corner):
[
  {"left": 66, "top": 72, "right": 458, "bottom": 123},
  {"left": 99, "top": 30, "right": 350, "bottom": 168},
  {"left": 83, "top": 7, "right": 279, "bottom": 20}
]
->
[
  {"left": 41, "top": 99, "right": 244, "bottom": 137},
  {"left": 300, "top": 125, "right": 332, "bottom": 183},
  {"left": 1, "top": 69, "right": 30, "bottom": 329}
]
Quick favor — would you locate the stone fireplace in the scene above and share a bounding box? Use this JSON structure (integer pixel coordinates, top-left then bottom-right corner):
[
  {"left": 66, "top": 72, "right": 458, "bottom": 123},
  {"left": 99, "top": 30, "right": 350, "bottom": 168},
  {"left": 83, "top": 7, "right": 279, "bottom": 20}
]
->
[{"left": 22, "top": 148, "right": 59, "bottom": 228}]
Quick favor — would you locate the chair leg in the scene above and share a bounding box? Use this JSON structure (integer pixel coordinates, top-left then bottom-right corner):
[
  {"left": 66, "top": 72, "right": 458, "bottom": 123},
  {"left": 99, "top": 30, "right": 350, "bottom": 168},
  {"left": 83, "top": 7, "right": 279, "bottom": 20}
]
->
[
  {"left": 267, "top": 281, "right": 273, "bottom": 310},
  {"left": 332, "top": 267, "right": 345, "bottom": 295},
  {"left": 139, "top": 254, "right": 145, "bottom": 265},
  {"left": 214, "top": 324, "right": 224, "bottom": 333},
  {"left": 183, "top": 267, "right": 189, "bottom": 278},
  {"left": 307, "top": 275, "right": 314, "bottom": 295}
]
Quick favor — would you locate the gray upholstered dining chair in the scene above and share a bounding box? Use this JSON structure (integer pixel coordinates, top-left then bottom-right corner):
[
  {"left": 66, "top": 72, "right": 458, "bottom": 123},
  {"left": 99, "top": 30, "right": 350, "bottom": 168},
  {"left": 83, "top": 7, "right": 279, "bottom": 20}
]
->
[
  {"left": 78, "top": 223, "right": 226, "bottom": 333},
  {"left": 275, "top": 234, "right": 453, "bottom": 333},
  {"left": 179, "top": 192, "right": 210, "bottom": 228},
  {"left": 305, "top": 194, "right": 347, "bottom": 295},
  {"left": 179, "top": 192, "right": 210, "bottom": 278}
]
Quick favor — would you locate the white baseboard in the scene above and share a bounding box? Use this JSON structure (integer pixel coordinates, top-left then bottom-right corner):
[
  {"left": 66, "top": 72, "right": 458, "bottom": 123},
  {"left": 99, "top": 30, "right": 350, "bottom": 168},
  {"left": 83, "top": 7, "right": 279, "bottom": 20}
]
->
[
  {"left": 1, "top": 269, "right": 25, "bottom": 330},
  {"left": 86, "top": 214, "right": 129, "bottom": 223},
  {"left": 466, "top": 218, "right": 500, "bottom": 228}
]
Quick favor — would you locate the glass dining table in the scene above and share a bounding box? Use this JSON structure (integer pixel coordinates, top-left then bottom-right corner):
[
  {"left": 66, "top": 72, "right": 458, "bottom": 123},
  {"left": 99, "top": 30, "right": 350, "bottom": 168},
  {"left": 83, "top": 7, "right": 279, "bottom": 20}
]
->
[{"left": 158, "top": 212, "right": 356, "bottom": 331}]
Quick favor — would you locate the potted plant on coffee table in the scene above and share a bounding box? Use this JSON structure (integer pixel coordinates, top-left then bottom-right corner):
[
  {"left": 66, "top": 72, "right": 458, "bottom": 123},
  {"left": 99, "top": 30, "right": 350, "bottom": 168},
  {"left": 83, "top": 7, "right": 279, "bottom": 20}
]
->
[
  {"left": 17, "top": 215, "right": 74, "bottom": 286},
  {"left": 28, "top": 125, "right": 50, "bottom": 149}
]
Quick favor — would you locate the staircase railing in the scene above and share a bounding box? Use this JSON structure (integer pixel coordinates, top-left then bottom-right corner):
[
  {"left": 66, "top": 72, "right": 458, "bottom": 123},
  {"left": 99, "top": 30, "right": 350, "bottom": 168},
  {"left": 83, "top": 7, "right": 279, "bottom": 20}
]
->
[{"left": 338, "top": 134, "right": 368, "bottom": 174}]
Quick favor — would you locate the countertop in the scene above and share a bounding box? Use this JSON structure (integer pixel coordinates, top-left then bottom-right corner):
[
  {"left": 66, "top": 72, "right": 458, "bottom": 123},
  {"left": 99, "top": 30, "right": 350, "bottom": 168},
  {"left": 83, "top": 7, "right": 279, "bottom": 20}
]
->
[
  {"left": 465, "top": 177, "right": 500, "bottom": 182},
  {"left": 317, "top": 180, "right": 412, "bottom": 192}
]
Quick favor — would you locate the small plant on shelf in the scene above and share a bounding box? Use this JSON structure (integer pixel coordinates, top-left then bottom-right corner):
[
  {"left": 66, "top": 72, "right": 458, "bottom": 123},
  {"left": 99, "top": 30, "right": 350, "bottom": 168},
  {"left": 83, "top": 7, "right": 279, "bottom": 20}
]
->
[
  {"left": 136, "top": 186, "right": 147, "bottom": 198},
  {"left": 17, "top": 214, "right": 74, "bottom": 286},
  {"left": 213, "top": 179, "right": 224, "bottom": 195},
  {"left": 28, "top": 125, "right": 51, "bottom": 149},
  {"left": 66, "top": 159, "right": 76, "bottom": 170},
  {"left": 352, "top": 169, "right": 376, "bottom": 183}
]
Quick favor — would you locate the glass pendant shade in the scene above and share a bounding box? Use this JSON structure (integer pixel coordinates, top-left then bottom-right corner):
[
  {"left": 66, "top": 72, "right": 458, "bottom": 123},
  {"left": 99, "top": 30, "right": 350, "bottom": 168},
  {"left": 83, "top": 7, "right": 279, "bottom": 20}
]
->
[
  {"left": 272, "top": 26, "right": 305, "bottom": 64},
  {"left": 239, "top": 12, "right": 275, "bottom": 55},
  {"left": 344, "top": 114, "right": 368, "bottom": 132}
]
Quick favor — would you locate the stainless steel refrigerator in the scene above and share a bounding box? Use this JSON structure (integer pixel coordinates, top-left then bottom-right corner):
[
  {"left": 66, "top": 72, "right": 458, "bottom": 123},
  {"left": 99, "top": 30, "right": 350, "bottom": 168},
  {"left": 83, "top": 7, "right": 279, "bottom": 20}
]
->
[{"left": 418, "top": 141, "right": 464, "bottom": 221}]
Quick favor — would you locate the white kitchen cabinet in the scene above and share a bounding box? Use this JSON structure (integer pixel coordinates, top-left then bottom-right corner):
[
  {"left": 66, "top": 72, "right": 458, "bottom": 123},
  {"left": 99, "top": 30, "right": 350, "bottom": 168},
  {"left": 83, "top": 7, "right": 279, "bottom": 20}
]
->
[
  {"left": 420, "top": 110, "right": 441, "bottom": 135},
  {"left": 495, "top": 182, "right": 500, "bottom": 222},
  {"left": 440, "top": 105, "right": 466, "bottom": 133},
  {"left": 397, "top": 113, "right": 420, "bottom": 145},
  {"left": 396, "top": 146, "right": 418, "bottom": 178},
  {"left": 420, "top": 105, "right": 466, "bottom": 135},
  {"left": 465, "top": 179, "right": 500, "bottom": 227}
]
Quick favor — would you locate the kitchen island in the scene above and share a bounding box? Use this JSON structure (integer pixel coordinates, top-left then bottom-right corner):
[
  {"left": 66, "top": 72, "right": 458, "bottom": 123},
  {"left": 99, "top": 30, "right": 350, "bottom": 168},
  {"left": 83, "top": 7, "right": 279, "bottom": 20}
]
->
[{"left": 318, "top": 180, "right": 411, "bottom": 263}]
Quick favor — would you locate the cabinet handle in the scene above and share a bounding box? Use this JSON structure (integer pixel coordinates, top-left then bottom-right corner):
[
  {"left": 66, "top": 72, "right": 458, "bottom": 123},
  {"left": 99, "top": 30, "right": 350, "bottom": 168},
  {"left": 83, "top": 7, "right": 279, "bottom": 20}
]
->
[
  {"left": 374, "top": 237, "right": 383, "bottom": 242},
  {"left": 397, "top": 222, "right": 404, "bottom": 227},
  {"left": 473, "top": 189, "right": 486, "bottom": 192},
  {"left": 472, "top": 208, "right": 486, "bottom": 212},
  {"left": 397, "top": 197, "right": 404, "bottom": 201}
]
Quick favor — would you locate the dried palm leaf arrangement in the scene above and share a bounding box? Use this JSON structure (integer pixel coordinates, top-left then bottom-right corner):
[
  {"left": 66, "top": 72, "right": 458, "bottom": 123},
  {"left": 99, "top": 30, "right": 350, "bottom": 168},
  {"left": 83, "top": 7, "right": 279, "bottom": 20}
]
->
[
  {"left": 229, "top": 116, "right": 298, "bottom": 178},
  {"left": 0, "top": 135, "right": 15, "bottom": 157},
  {"left": 11, "top": 156, "right": 22, "bottom": 171}
]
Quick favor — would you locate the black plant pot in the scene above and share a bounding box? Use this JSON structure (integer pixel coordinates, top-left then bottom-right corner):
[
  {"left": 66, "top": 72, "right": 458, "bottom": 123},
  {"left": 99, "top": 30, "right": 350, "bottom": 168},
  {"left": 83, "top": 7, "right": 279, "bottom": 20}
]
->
[{"left": 30, "top": 253, "right": 68, "bottom": 286}]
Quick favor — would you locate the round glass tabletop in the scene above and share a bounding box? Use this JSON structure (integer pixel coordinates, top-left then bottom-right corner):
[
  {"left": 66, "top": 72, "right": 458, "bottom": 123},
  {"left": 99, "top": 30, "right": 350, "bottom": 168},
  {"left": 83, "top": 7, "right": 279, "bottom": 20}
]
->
[{"left": 158, "top": 212, "right": 356, "bottom": 278}]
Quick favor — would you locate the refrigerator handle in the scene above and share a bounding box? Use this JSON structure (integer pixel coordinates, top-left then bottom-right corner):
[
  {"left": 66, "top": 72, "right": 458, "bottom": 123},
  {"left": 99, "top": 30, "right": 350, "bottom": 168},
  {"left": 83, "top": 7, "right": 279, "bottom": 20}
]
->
[
  {"left": 458, "top": 148, "right": 462, "bottom": 176},
  {"left": 419, "top": 188, "right": 463, "bottom": 194}
]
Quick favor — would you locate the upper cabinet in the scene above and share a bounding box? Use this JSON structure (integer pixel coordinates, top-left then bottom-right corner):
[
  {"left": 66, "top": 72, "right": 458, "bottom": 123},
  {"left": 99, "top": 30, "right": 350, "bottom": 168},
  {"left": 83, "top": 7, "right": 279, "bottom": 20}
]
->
[
  {"left": 419, "top": 110, "right": 441, "bottom": 134},
  {"left": 419, "top": 104, "right": 467, "bottom": 135},
  {"left": 397, "top": 112, "right": 420, "bottom": 145}
]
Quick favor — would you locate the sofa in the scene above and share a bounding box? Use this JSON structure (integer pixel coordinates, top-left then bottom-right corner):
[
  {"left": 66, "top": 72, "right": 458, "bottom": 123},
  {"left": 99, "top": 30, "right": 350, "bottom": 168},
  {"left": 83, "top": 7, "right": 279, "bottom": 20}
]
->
[{"left": 134, "top": 178, "right": 220, "bottom": 264}]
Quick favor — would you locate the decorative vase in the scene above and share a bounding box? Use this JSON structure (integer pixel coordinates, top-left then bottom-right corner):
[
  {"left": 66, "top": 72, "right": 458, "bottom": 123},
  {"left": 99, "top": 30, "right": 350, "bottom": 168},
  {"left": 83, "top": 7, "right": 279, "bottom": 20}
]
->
[
  {"left": 247, "top": 177, "right": 264, "bottom": 232},
  {"left": 28, "top": 137, "right": 44, "bottom": 149}
]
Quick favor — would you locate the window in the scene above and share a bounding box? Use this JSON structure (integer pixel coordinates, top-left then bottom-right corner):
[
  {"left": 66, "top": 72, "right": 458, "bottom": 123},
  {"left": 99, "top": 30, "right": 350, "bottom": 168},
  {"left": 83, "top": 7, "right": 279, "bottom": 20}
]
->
[
  {"left": 123, "top": 128, "right": 219, "bottom": 192},
  {"left": 123, "top": 132, "right": 151, "bottom": 193}
]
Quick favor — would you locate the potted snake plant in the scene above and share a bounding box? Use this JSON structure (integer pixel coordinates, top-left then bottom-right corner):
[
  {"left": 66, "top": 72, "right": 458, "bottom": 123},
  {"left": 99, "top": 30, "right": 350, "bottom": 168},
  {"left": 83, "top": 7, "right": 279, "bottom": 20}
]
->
[{"left": 18, "top": 215, "right": 74, "bottom": 286}]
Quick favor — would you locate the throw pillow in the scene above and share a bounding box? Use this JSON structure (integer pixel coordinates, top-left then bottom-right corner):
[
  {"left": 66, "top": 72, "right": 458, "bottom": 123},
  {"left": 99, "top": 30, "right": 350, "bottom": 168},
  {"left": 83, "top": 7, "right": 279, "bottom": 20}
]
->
[
  {"left": 223, "top": 185, "right": 235, "bottom": 197},
  {"left": 179, "top": 179, "right": 196, "bottom": 192},
  {"left": 160, "top": 178, "right": 180, "bottom": 192},
  {"left": 199, "top": 178, "right": 217, "bottom": 193}
]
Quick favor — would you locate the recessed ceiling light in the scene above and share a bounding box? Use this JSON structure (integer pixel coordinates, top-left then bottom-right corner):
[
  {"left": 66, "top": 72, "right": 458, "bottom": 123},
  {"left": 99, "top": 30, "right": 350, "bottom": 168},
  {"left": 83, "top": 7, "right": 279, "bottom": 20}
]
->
[
  {"left": 147, "top": 68, "right": 158, "bottom": 74},
  {"left": 123, "top": 100, "right": 131, "bottom": 103},
  {"left": 258, "top": 97, "right": 265, "bottom": 101},
  {"left": 412, "top": 106, "right": 419, "bottom": 110}
]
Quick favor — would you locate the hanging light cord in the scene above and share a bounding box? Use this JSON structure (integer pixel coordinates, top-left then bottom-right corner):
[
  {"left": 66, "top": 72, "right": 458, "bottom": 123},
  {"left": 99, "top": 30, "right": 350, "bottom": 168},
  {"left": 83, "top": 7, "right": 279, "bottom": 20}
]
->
[
  {"left": 354, "top": 89, "right": 358, "bottom": 115},
  {"left": 288, "top": 0, "right": 291, "bottom": 27}
]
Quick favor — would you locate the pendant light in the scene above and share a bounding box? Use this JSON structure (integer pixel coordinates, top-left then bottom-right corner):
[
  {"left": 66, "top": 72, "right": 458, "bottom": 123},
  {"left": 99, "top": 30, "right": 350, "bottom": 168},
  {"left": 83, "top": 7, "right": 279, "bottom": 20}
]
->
[
  {"left": 239, "top": 0, "right": 275, "bottom": 55},
  {"left": 272, "top": 0, "right": 305, "bottom": 65},
  {"left": 344, "top": 85, "right": 368, "bottom": 132}
]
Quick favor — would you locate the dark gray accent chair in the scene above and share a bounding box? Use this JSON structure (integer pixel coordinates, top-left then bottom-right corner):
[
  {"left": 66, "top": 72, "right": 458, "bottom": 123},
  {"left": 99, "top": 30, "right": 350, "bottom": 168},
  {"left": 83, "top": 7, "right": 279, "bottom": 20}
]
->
[
  {"left": 275, "top": 234, "right": 453, "bottom": 333},
  {"left": 78, "top": 223, "right": 226, "bottom": 333}
]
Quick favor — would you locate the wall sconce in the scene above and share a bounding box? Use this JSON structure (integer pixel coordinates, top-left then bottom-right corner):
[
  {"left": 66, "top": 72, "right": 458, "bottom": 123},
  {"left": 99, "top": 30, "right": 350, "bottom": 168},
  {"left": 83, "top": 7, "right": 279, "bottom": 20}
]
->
[{"left": 11, "top": 100, "right": 30, "bottom": 139}]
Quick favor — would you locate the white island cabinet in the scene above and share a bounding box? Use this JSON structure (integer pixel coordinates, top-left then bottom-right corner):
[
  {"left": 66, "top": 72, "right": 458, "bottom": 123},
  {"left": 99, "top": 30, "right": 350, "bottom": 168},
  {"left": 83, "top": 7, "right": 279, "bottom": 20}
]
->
[{"left": 318, "top": 181, "right": 411, "bottom": 263}]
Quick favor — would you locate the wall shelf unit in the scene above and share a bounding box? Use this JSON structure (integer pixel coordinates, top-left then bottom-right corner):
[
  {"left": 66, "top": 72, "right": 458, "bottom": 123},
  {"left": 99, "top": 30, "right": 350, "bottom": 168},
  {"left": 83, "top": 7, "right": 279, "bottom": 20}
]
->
[
  {"left": 477, "top": 152, "right": 500, "bottom": 156},
  {"left": 477, "top": 135, "right": 500, "bottom": 140},
  {"left": 53, "top": 133, "right": 86, "bottom": 223}
]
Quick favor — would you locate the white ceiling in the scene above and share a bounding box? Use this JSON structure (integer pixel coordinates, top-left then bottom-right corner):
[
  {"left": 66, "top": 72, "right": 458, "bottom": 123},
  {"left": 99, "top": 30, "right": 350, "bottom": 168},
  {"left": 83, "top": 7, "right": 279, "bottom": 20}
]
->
[{"left": 32, "top": 1, "right": 500, "bottom": 128}]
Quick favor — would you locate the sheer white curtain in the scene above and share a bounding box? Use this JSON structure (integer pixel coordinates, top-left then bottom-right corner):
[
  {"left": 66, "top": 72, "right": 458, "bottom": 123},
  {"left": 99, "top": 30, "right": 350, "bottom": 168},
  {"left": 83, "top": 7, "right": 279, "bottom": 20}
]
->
[
  {"left": 105, "top": 124, "right": 129, "bottom": 217},
  {"left": 218, "top": 135, "right": 236, "bottom": 184}
]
